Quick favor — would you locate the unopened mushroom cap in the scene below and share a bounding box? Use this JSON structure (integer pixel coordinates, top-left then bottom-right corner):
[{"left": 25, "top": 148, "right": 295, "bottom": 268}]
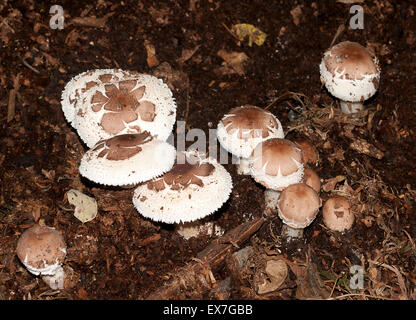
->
[
  {"left": 303, "top": 168, "right": 321, "bottom": 194},
  {"left": 16, "top": 225, "right": 66, "bottom": 276},
  {"left": 249, "top": 138, "right": 304, "bottom": 191},
  {"left": 322, "top": 197, "right": 354, "bottom": 232},
  {"left": 79, "top": 132, "right": 176, "bottom": 186},
  {"left": 132, "top": 150, "right": 233, "bottom": 224},
  {"left": 62, "top": 69, "right": 177, "bottom": 148},
  {"left": 293, "top": 139, "right": 319, "bottom": 167},
  {"left": 277, "top": 183, "right": 321, "bottom": 229},
  {"left": 319, "top": 41, "right": 380, "bottom": 102},
  {"left": 217, "top": 105, "right": 284, "bottom": 159}
]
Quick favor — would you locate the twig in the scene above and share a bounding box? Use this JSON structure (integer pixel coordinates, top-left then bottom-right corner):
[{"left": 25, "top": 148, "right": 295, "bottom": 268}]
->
[
  {"left": 21, "top": 58, "right": 40, "bottom": 74},
  {"left": 7, "top": 73, "right": 21, "bottom": 122},
  {"left": 328, "top": 293, "right": 393, "bottom": 300}
]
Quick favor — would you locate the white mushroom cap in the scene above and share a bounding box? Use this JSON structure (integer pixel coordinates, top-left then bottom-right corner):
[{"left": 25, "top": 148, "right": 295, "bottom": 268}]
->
[
  {"left": 16, "top": 224, "right": 67, "bottom": 276},
  {"left": 217, "top": 105, "right": 284, "bottom": 159},
  {"left": 61, "top": 69, "right": 138, "bottom": 128},
  {"left": 322, "top": 197, "right": 355, "bottom": 232},
  {"left": 79, "top": 132, "right": 176, "bottom": 186},
  {"left": 277, "top": 183, "right": 321, "bottom": 229},
  {"left": 249, "top": 138, "right": 304, "bottom": 191},
  {"left": 62, "top": 69, "right": 177, "bottom": 148},
  {"left": 132, "top": 150, "right": 233, "bottom": 224},
  {"left": 319, "top": 41, "right": 380, "bottom": 103}
]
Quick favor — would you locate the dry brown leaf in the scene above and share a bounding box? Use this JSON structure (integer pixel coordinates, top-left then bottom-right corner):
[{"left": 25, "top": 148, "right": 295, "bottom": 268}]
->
[{"left": 217, "top": 49, "right": 249, "bottom": 76}]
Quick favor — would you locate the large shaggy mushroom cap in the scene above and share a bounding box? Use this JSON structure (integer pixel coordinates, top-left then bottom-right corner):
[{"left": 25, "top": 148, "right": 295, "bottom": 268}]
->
[
  {"left": 132, "top": 151, "right": 233, "bottom": 224},
  {"left": 217, "top": 105, "right": 284, "bottom": 159},
  {"left": 79, "top": 132, "right": 176, "bottom": 186},
  {"left": 277, "top": 183, "right": 321, "bottom": 229},
  {"left": 249, "top": 138, "right": 304, "bottom": 191},
  {"left": 319, "top": 41, "right": 380, "bottom": 103},
  {"left": 16, "top": 225, "right": 66, "bottom": 276},
  {"left": 61, "top": 69, "right": 176, "bottom": 148}
]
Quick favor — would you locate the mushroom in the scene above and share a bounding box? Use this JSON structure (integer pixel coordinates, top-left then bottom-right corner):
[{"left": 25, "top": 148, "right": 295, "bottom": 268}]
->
[
  {"left": 132, "top": 150, "right": 233, "bottom": 239},
  {"left": 319, "top": 41, "right": 381, "bottom": 113},
  {"left": 277, "top": 183, "right": 321, "bottom": 240},
  {"left": 61, "top": 69, "right": 177, "bottom": 148},
  {"left": 293, "top": 139, "right": 319, "bottom": 167},
  {"left": 217, "top": 105, "right": 284, "bottom": 175},
  {"left": 16, "top": 224, "right": 67, "bottom": 290},
  {"left": 322, "top": 197, "right": 354, "bottom": 232},
  {"left": 303, "top": 168, "right": 321, "bottom": 194},
  {"left": 79, "top": 132, "right": 176, "bottom": 187},
  {"left": 248, "top": 138, "right": 304, "bottom": 215}
]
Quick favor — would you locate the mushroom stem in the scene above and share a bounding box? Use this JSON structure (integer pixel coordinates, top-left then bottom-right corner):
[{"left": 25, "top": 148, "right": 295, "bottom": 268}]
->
[
  {"left": 176, "top": 220, "right": 224, "bottom": 240},
  {"left": 340, "top": 101, "right": 364, "bottom": 114},
  {"left": 281, "top": 224, "right": 303, "bottom": 240},
  {"left": 236, "top": 157, "right": 251, "bottom": 175},
  {"left": 41, "top": 265, "right": 65, "bottom": 290},
  {"left": 264, "top": 189, "right": 281, "bottom": 216}
]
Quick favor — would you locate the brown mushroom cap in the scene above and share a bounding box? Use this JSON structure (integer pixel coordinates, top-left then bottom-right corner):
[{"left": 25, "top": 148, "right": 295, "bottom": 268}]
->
[
  {"left": 16, "top": 225, "right": 66, "bottom": 276},
  {"left": 249, "top": 138, "right": 304, "bottom": 190},
  {"left": 277, "top": 183, "right": 321, "bottom": 229},
  {"left": 293, "top": 139, "right": 319, "bottom": 167},
  {"left": 323, "top": 41, "right": 379, "bottom": 81},
  {"left": 322, "top": 197, "right": 354, "bottom": 232},
  {"left": 303, "top": 168, "right": 321, "bottom": 194}
]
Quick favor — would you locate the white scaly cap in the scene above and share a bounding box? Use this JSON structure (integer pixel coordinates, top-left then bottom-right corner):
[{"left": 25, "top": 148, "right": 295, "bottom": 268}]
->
[
  {"left": 79, "top": 132, "right": 176, "bottom": 186},
  {"left": 132, "top": 150, "right": 233, "bottom": 224},
  {"left": 319, "top": 41, "right": 380, "bottom": 103},
  {"left": 61, "top": 69, "right": 176, "bottom": 148},
  {"left": 249, "top": 138, "right": 304, "bottom": 191},
  {"left": 217, "top": 105, "right": 284, "bottom": 159}
]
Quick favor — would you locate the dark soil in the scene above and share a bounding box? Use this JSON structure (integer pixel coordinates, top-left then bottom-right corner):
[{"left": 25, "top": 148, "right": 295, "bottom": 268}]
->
[{"left": 0, "top": 0, "right": 415, "bottom": 300}]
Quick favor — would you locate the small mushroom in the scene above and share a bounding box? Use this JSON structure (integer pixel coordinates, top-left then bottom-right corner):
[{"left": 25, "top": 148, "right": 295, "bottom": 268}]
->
[
  {"left": 277, "top": 183, "right": 321, "bottom": 240},
  {"left": 319, "top": 41, "right": 381, "bottom": 113},
  {"left": 61, "top": 69, "right": 177, "bottom": 147},
  {"left": 303, "top": 168, "right": 321, "bottom": 194},
  {"left": 248, "top": 138, "right": 304, "bottom": 215},
  {"left": 16, "top": 224, "right": 67, "bottom": 290},
  {"left": 322, "top": 197, "right": 354, "bottom": 232},
  {"left": 132, "top": 150, "right": 233, "bottom": 239},
  {"left": 217, "top": 105, "right": 284, "bottom": 175},
  {"left": 293, "top": 139, "right": 319, "bottom": 167},
  {"left": 79, "top": 132, "right": 176, "bottom": 187}
]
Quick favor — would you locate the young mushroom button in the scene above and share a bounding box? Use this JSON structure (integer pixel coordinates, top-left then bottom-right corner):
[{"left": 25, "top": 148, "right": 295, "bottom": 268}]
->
[
  {"left": 249, "top": 138, "right": 304, "bottom": 215},
  {"left": 322, "top": 197, "right": 355, "bottom": 232},
  {"left": 217, "top": 105, "right": 284, "bottom": 175},
  {"left": 16, "top": 224, "right": 67, "bottom": 289},
  {"left": 319, "top": 41, "right": 381, "bottom": 114}
]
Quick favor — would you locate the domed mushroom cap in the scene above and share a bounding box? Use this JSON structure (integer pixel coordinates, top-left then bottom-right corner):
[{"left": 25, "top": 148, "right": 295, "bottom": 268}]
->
[
  {"left": 217, "top": 105, "right": 284, "bottom": 159},
  {"left": 249, "top": 138, "right": 304, "bottom": 191},
  {"left": 319, "top": 41, "right": 380, "bottom": 103},
  {"left": 79, "top": 132, "right": 176, "bottom": 186},
  {"left": 132, "top": 151, "right": 233, "bottom": 224},
  {"left": 293, "top": 139, "right": 319, "bottom": 167},
  {"left": 322, "top": 197, "right": 354, "bottom": 232},
  {"left": 16, "top": 225, "right": 66, "bottom": 276},
  {"left": 277, "top": 183, "right": 321, "bottom": 229},
  {"left": 62, "top": 69, "right": 177, "bottom": 148},
  {"left": 303, "top": 168, "right": 321, "bottom": 194}
]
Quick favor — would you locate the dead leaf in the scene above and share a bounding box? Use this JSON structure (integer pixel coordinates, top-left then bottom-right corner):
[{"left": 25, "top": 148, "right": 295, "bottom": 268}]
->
[
  {"left": 230, "top": 23, "right": 267, "bottom": 47},
  {"left": 66, "top": 189, "right": 98, "bottom": 223},
  {"left": 176, "top": 45, "right": 201, "bottom": 65},
  {"left": 322, "top": 175, "right": 346, "bottom": 192},
  {"left": 217, "top": 49, "right": 249, "bottom": 76},
  {"left": 144, "top": 40, "right": 159, "bottom": 68}
]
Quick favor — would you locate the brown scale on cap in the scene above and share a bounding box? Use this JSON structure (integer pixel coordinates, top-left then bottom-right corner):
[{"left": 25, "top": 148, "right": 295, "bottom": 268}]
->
[
  {"left": 251, "top": 138, "right": 304, "bottom": 177},
  {"left": 147, "top": 159, "right": 215, "bottom": 191},
  {"left": 90, "top": 80, "right": 156, "bottom": 135},
  {"left": 93, "top": 132, "right": 153, "bottom": 161},
  {"left": 221, "top": 105, "right": 279, "bottom": 139},
  {"left": 16, "top": 225, "right": 66, "bottom": 270},
  {"left": 323, "top": 41, "right": 379, "bottom": 82}
]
